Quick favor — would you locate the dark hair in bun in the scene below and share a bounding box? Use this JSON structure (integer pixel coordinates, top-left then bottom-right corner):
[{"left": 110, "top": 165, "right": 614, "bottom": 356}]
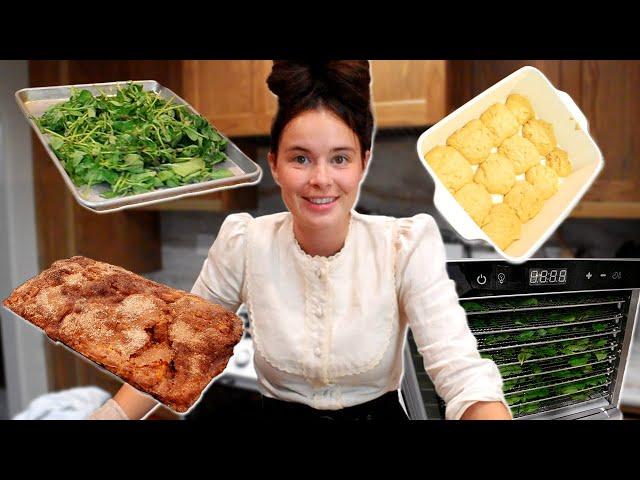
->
[{"left": 267, "top": 60, "right": 374, "bottom": 160}]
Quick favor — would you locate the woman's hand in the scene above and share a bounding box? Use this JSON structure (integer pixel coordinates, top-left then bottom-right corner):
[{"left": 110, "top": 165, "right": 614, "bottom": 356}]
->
[
  {"left": 460, "top": 401, "right": 512, "bottom": 420},
  {"left": 87, "top": 383, "right": 159, "bottom": 420},
  {"left": 112, "top": 383, "right": 159, "bottom": 420}
]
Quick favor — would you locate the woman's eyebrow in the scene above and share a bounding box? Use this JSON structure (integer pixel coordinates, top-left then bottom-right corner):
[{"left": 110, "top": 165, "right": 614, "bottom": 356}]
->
[
  {"left": 284, "top": 145, "right": 356, "bottom": 153},
  {"left": 332, "top": 146, "right": 356, "bottom": 152},
  {"left": 285, "top": 146, "right": 312, "bottom": 153}
]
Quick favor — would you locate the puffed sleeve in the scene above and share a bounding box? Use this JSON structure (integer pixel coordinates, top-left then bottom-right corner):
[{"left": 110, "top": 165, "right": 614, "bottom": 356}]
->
[
  {"left": 191, "top": 213, "right": 252, "bottom": 313},
  {"left": 396, "top": 214, "right": 511, "bottom": 420}
]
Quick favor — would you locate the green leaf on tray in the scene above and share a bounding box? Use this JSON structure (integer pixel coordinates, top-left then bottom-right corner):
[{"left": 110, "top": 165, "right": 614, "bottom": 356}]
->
[
  {"left": 594, "top": 351, "right": 608, "bottom": 361},
  {"left": 35, "top": 83, "right": 233, "bottom": 199},
  {"left": 568, "top": 355, "right": 590, "bottom": 367},
  {"left": 462, "top": 302, "right": 485, "bottom": 312},
  {"left": 517, "top": 298, "right": 539, "bottom": 307},
  {"left": 499, "top": 365, "right": 523, "bottom": 377},
  {"left": 518, "top": 352, "right": 532, "bottom": 365}
]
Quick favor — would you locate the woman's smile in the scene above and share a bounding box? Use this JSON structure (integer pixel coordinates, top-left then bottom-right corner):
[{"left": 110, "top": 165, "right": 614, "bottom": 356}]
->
[{"left": 302, "top": 195, "right": 339, "bottom": 211}]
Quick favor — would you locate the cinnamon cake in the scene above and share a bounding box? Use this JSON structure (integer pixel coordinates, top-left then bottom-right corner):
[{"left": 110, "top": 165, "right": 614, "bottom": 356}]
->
[{"left": 2, "top": 256, "right": 244, "bottom": 413}]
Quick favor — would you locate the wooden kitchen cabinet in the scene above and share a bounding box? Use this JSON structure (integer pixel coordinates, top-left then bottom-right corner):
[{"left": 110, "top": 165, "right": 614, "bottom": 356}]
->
[
  {"left": 370, "top": 60, "right": 448, "bottom": 127},
  {"left": 448, "top": 60, "right": 640, "bottom": 218},
  {"left": 181, "top": 60, "right": 450, "bottom": 136},
  {"left": 181, "top": 60, "right": 276, "bottom": 137}
]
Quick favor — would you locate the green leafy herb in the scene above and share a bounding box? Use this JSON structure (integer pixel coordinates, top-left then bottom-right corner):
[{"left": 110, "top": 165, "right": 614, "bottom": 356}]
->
[
  {"left": 549, "top": 312, "right": 577, "bottom": 323},
  {"left": 517, "top": 330, "right": 537, "bottom": 341},
  {"left": 462, "top": 301, "right": 485, "bottom": 312},
  {"left": 518, "top": 351, "right": 533, "bottom": 365},
  {"left": 34, "top": 83, "right": 233, "bottom": 199},
  {"left": 499, "top": 365, "right": 523, "bottom": 377},
  {"left": 517, "top": 297, "right": 539, "bottom": 307},
  {"left": 594, "top": 351, "right": 608, "bottom": 361}
]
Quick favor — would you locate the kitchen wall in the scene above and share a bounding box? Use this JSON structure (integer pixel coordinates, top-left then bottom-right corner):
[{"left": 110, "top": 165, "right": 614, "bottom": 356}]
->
[{"left": 0, "top": 60, "right": 48, "bottom": 419}]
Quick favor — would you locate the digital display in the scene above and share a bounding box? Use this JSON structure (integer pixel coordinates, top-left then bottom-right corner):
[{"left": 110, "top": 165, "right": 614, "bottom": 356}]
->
[{"left": 529, "top": 268, "right": 568, "bottom": 285}]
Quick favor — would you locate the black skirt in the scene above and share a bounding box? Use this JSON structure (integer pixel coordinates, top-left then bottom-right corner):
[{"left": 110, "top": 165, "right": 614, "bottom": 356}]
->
[{"left": 260, "top": 390, "right": 410, "bottom": 422}]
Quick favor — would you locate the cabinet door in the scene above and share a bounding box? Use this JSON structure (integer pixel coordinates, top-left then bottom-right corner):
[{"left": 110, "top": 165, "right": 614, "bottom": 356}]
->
[
  {"left": 448, "top": 60, "right": 640, "bottom": 218},
  {"left": 574, "top": 61, "right": 640, "bottom": 209},
  {"left": 370, "top": 60, "right": 447, "bottom": 127},
  {"left": 182, "top": 60, "right": 275, "bottom": 137},
  {"left": 184, "top": 60, "right": 448, "bottom": 134}
]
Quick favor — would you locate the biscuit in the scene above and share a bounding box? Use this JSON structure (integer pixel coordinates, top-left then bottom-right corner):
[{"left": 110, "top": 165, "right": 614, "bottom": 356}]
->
[
  {"left": 481, "top": 203, "right": 522, "bottom": 251},
  {"left": 480, "top": 103, "right": 520, "bottom": 147},
  {"left": 504, "top": 181, "right": 544, "bottom": 222},
  {"left": 499, "top": 135, "right": 541, "bottom": 175},
  {"left": 454, "top": 183, "right": 493, "bottom": 226},
  {"left": 546, "top": 147, "right": 572, "bottom": 176},
  {"left": 473, "top": 153, "right": 516, "bottom": 195},
  {"left": 446, "top": 119, "right": 494, "bottom": 164},
  {"left": 522, "top": 119, "right": 557, "bottom": 155},
  {"left": 526, "top": 164, "right": 559, "bottom": 200},
  {"left": 505, "top": 94, "right": 535, "bottom": 125},
  {"left": 424, "top": 145, "right": 473, "bottom": 193}
]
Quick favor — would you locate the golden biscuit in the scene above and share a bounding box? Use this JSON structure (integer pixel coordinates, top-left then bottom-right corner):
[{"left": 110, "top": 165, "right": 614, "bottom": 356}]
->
[
  {"left": 499, "top": 135, "right": 541, "bottom": 175},
  {"left": 481, "top": 203, "right": 522, "bottom": 251},
  {"left": 522, "top": 119, "right": 557, "bottom": 155},
  {"left": 480, "top": 103, "right": 520, "bottom": 147},
  {"left": 546, "top": 148, "right": 572, "bottom": 176},
  {"left": 473, "top": 153, "right": 516, "bottom": 195},
  {"left": 504, "top": 181, "right": 544, "bottom": 222},
  {"left": 424, "top": 145, "right": 473, "bottom": 193},
  {"left": 505, "top": 94, "right": 534, "bottom": 125},
  {"left": 454, "top": 183, "right": 493, "bottom": 226},
  {"left": 446, "top": 119, "right": 494, "bottom": 164},
  {"left": 526, "top": 164, "right": 559, "bottom": 200}
]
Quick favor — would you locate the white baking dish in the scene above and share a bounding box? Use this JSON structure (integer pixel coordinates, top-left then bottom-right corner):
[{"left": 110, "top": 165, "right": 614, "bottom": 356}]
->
[{"left": 416, "top": 66, "right": 604, "bottom": 264}]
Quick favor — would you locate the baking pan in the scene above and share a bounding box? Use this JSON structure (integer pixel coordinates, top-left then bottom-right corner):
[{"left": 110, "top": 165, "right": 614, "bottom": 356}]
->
[
  {"left": 15, "top": 80, "right": 263, "bottom": 214},
  {"left": 417, "top": 66, "right": 604, "bottom": 264},
  {"left": 2, "top": 304, "right": 231, "bottom": 417}
]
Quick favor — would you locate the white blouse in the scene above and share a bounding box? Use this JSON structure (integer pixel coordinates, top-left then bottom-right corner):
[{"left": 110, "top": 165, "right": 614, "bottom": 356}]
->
[{"left": 191, "top": 210, "right": 510, "bottom": 420}]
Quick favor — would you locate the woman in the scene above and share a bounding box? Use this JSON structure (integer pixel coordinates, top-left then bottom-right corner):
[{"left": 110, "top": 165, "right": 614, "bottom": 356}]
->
[{"left": 90, "top": 61, "right": 512, "bottom": 421}]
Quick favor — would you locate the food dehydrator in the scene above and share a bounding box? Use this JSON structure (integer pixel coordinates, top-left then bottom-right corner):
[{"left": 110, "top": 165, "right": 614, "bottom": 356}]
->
[{"left": 400, "top": 259, "right": 640, "bottom": 420}]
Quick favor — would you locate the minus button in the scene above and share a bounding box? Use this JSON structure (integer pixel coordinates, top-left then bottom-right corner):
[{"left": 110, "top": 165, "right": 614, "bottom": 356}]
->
[{"left": 600, "top": 273, "right": 607, "bottom": 278}]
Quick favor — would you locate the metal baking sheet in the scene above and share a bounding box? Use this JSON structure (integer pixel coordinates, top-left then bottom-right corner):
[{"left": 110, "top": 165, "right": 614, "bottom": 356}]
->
[{"left": 15, "top": 80, "right": 263, "bottom": 214}]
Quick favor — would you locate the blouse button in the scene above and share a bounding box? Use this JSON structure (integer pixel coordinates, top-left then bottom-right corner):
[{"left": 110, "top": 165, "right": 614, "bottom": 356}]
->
[
  {"left": 314, "top": 347, "right": 322, "bottom": 357},
  {"left": 315, "top": 307, "right": 323, "bottom": 317}
]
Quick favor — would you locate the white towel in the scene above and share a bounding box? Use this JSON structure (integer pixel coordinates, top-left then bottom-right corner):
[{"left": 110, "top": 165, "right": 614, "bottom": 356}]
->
[{"left": 13, "top": 386, "right": 112, "bottom": 420}]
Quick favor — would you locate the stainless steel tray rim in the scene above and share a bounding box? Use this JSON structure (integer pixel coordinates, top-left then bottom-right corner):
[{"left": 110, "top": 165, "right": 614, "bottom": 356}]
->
[
  {"left": 15, "top": 80, "right": 262, "bottom": 214},
  {"left": 471, "top": 313, "right": 621, "bottom": 335},
  {"left": 503, "top": 357, "right": 614, "bottom": 382},
  {"left": 479, "top": 328, "right": 620, "bottom": 352},
  {"left": 491, "top": 344, "right": 617, "bottom": 367},
  {"left": 504, "top": 369, "right": 612, "bottom": 396}
]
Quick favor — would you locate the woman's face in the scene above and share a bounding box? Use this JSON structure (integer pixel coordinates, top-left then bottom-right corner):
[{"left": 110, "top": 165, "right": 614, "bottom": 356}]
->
[{"left": 268, "top": 108, "right": 370, "bottom": 232}]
